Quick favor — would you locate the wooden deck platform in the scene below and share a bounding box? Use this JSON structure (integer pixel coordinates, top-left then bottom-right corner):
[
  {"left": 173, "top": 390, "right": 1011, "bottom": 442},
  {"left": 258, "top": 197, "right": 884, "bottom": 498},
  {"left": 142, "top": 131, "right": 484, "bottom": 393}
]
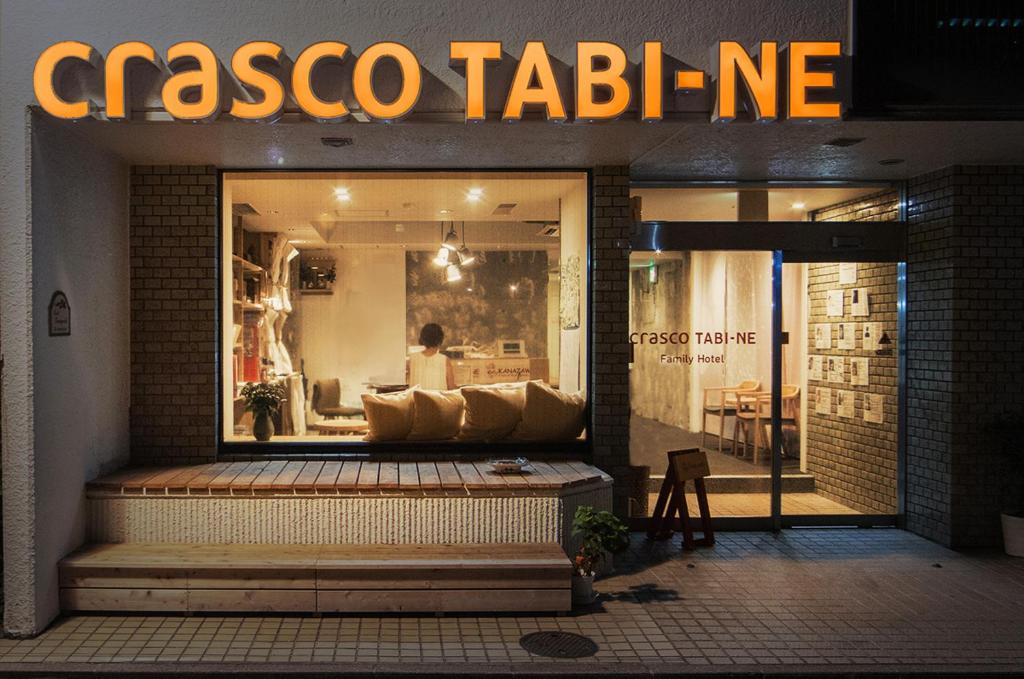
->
[
  {"left": 87, "top": 460, "right": 610, "bottom": 497},
  {"left": 59, "top": 542, "right": 572, "bottom": 614}
]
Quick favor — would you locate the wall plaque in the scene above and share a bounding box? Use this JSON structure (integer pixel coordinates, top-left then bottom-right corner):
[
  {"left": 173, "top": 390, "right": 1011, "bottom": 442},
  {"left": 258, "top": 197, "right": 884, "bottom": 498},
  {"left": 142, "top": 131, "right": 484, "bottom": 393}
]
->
[{"left": 48, "top": 290, "right": 70, "bottom": 336}]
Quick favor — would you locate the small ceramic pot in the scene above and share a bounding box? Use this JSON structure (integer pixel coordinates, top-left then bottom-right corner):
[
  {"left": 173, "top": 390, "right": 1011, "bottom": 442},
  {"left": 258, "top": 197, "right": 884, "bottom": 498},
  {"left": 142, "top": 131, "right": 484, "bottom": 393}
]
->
[
  {"left": 572, "top": 573, "right": 596, "bottom": 605},
  {"left": 1002, "top": 512, "right": 1024, "bottom": 557},
  {"left": 252, "top": 412, "right": 275, "bottom": 442}
]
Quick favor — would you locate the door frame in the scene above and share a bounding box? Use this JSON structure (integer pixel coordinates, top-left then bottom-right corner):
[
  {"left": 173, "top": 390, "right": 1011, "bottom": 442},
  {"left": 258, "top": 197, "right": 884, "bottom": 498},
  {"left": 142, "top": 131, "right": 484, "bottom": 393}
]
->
[{"left": 630, "top": 216, "right": 907, "bottom": 531}]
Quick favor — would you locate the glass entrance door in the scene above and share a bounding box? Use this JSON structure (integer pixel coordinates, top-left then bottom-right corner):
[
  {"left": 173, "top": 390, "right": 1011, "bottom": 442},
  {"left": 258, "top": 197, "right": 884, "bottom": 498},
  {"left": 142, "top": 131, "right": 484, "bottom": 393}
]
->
[
  {"left": 627, "top": 184, "right": 905, "bottom": 529},
  {"left": 629, "top": 249, "right": 774, "bottom": 521}
]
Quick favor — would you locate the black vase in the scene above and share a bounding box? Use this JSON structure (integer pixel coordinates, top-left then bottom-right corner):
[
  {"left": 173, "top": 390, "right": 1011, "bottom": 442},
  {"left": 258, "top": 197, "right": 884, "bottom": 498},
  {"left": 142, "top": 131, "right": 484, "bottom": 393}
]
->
[{"left": 252, "top": 411, "right": 275, "bottom": 441}]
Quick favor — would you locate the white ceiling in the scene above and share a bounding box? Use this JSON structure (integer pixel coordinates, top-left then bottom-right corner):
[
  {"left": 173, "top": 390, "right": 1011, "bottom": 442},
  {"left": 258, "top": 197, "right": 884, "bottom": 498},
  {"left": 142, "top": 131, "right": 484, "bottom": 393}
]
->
[
  {"left": 633, "top": 186, "right": 882, "bottom": 222},
  {"left": 226, "top": 171, "right": 581, "bottom": 249}
]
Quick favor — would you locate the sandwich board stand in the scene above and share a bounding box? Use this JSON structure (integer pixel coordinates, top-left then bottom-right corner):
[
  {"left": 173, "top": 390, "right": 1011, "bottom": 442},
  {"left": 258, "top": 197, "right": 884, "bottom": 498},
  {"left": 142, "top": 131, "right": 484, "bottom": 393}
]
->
[{"left": 647, "top": 448, "right": 715, "bottom": 550}]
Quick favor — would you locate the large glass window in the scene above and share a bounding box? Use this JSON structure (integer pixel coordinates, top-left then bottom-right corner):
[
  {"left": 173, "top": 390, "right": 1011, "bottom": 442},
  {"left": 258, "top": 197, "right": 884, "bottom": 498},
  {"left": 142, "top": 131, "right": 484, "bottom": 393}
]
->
[{"left": 221, "top": 171, "right": 588, "bottom": 443}]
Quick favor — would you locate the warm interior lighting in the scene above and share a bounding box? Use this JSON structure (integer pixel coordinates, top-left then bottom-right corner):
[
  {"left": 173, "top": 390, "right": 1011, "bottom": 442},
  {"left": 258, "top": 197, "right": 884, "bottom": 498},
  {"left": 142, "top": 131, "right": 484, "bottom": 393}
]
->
[
  {"left": 433, "top": 247, "right": 450, "bottom": 267},
  {"left": 334, "top": 187, "right": 351, "bottom": 201},
  {"left": 791, "top": 201, "right": 806, "bottom": 209},
  {"left": 445, "top": 264, "right": 463, "bottom": 283},
  {"left": 466, "top": 187, "right": 484, "bottom": 202}
]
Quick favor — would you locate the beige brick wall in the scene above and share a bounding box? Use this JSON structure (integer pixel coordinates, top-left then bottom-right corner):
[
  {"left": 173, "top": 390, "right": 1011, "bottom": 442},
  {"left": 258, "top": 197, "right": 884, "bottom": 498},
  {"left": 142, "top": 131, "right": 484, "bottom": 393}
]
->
[
  {"left": 130, "top": 165, "right": 218, "bottom": 464},
  {"left": 805, "top": 191, "right": 900, "bottom": 514}
]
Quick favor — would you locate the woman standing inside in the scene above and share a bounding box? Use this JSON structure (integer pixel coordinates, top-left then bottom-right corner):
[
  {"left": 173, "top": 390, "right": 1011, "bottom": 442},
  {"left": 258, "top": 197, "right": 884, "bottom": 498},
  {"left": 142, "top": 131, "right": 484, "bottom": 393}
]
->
[{"left": 409, "top": 323, "right": 455, "bottom": 390}]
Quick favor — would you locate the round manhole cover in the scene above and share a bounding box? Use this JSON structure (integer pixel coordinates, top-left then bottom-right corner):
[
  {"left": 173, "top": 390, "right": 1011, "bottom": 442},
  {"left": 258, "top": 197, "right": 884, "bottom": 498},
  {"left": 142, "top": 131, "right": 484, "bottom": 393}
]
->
[{"left": 519, "top": 631, "right": 599, "bottom": 658}]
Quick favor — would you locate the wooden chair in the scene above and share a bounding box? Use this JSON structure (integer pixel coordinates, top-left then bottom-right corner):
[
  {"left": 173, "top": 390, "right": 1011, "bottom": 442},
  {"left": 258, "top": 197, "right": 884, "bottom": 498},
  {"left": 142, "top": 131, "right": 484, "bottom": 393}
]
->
[
  {"left": 732, "top": 385, "right": 801, "bottom": 465},
  {"left": 311, "top": 379, "right": 364, "bottom": 420},
  {"left": 700, "top": 379, "right": 760, "bottom": 455}
]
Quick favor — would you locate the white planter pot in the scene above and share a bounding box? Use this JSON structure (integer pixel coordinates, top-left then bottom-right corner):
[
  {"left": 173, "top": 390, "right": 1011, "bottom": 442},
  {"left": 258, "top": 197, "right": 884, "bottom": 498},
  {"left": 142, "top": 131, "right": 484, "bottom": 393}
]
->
[
  {"left": 571, "top": 574, "right": 596, "bottom": 605},
  {"left": 1002, "top": 513, "right": 1024, "bottom": 557}
]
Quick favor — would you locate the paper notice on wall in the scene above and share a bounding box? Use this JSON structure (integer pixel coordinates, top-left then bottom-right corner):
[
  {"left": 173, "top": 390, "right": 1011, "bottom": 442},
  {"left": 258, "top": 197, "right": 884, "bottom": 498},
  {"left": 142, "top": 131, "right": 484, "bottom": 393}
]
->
[
  {"left": 808, "top": 355, "right": 823, "bottom": 382},
  {"left": 839, "top": 262, "right": 857, "bottom": 285},
  {"left": 816, "top": 387, "right": 832, "bottom": 415},
  {"left": 850, "top": 357, "right": 869, "bottom": 386},
  {"left": 864, "top": 393, "right": 884, "bottom": 424},
  {"left": 851, "top": 288, "right": 869, "bottom": 316},
  {"left": 863, "top": 322, "right": 883, "bottom": 351},
  {"left": 827, "top": 356, "right": 845, "bottom": 383},
  {"left": 826, "top": 289, "right": 844, "bottom": 317},
  {"left": 838, "top": 322, "right": 856, "bottom": 350},
  {"left": 814, "top": 323, "right": 831, "bottom": 349},
  {"left": 836, "top": 390, "right": 855, "bottom": 419}
]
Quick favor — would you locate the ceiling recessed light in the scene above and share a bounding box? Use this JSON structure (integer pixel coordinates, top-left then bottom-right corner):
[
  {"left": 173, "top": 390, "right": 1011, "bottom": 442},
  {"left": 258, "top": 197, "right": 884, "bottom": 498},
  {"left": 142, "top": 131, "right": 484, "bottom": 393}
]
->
[
  {"left": 334, "top": 187, "right": 351, "bottom": 201},
  {"left": 791, "top": 201, "right": 806, "bottom": 209},
  {"left": 440, "top": 209, "right": 453, "bottom": 215}
]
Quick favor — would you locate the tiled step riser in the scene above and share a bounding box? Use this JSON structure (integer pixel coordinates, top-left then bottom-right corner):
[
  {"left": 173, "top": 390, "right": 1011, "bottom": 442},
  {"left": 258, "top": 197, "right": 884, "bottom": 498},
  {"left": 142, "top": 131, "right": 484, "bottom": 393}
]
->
[{"left": 88, "top": 487, "right": 612, "bottom": 555}]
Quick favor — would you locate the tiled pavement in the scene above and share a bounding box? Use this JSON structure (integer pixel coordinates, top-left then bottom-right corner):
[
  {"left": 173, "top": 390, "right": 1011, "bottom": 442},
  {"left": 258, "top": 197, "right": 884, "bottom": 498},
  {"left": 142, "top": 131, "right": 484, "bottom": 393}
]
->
[{"left": 1, "top": 529, "right": 1023, "bottom": 675}]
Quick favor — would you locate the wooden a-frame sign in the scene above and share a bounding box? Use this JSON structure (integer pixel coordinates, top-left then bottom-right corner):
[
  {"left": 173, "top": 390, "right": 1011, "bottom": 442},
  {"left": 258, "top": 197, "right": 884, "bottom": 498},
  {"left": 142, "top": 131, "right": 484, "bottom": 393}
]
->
[{"left": 647, "top": 448, "right": 715, "bottom": 550}]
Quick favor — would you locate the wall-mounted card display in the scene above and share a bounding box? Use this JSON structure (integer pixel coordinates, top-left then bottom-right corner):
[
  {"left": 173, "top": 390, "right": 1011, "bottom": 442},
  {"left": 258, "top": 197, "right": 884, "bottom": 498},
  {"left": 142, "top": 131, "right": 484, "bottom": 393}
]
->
[
  {"left": 827, "top": 356, "right": 845, "bottom": 383},
  {"left": 850, "top": 357, "right": 869, "bottom": 386},
  {"left": 863, "top": 393, "right": 884, "bottom": 424},
  {"left": 863, "top": 322, "right": 883, "bottom": 351},
  {"left": 814, "top": 323, "right": 831, "bottom": 349},
  {"left": 839, "top": 262, "right": 857, "bottom": 285},
  {"left": 836, "top": 390, "right": 855, "bottom": 419},
  {"left": 851, "top": 288, "right": 869, "bottom": 316},
  {"left": 826, "top": 289, "right": 844, "bottom": 317},
  {"left": 838, "top": 322, "right": 856, "bottom": 350},
  {"left": 816, "top": 387, "right": 832, "bottom": 415},
  {"left": 808, "top": 355, "right": 824, "bottom": 381}
]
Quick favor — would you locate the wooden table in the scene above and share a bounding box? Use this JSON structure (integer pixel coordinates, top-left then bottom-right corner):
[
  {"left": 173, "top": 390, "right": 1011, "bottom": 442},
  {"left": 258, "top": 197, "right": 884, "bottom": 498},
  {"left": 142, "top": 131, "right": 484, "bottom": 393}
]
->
[{"left": 307, "top": 419, "right": 369, "bottom": 436}]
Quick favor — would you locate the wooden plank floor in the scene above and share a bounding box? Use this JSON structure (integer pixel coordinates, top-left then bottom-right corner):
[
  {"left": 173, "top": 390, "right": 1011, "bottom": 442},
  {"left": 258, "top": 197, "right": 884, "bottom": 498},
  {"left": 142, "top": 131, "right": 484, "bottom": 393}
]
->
[
  {"left": 645, "top": 491, "right": 863, "bottom": 518},
  {"left": 87, "top": 461, "right": 610, "bottom": 497}
]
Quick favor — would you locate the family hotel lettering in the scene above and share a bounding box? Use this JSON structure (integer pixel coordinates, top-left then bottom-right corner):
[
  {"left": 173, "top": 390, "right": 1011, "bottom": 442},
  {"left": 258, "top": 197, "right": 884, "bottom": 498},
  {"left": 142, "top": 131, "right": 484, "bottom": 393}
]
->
[
  {"left": 2, "top": 0, "right": 1023, "bottom": 640},
  {"left": 33, "top": 40, "right": 842, "bottom": 122}
]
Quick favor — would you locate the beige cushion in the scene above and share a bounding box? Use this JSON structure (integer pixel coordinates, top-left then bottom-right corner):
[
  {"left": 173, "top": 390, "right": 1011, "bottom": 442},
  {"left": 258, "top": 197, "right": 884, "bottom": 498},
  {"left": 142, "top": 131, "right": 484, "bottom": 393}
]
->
[
  {"left": 408, "top": 389, "right": 465, "bottom": 441},
  {"left": 361, "top": 388, "right": 416, "bottom": 441},
  {"left": 512, "top": 381, "right": 586, "bottom": 441},
  {"left": 458, "top": 383, "right": 528, "bottom": 441}
]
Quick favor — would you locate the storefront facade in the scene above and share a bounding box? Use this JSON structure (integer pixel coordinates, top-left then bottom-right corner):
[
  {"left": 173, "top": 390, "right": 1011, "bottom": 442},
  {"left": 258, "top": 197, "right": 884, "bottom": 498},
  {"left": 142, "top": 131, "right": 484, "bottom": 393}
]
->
[{"left": 3, "top": 0, "right": 1023, "bottom": 636}]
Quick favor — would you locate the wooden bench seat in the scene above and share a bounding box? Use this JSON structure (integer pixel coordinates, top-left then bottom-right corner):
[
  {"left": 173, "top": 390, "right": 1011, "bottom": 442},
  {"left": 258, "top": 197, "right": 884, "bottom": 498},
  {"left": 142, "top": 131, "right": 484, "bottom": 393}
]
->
[
  {"left": 59, "top": 542, "right": 572, "bottom": 614},
  {"left": 86, "top": 460, "right": 609, "bottom": 497}
]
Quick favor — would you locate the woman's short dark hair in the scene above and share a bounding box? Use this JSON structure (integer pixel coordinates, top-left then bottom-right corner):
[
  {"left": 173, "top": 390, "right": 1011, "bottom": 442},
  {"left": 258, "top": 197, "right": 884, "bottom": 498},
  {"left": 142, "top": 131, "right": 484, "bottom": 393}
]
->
[{"left": 419, "top": 323, "right": 445, "bottom": 348}]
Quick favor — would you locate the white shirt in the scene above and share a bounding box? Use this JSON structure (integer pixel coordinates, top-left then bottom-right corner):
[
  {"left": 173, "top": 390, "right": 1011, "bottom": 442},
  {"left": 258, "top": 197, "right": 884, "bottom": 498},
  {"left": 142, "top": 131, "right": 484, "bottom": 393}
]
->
[{"left": 409, "top": 350, "right": 448, "bottom": 390}]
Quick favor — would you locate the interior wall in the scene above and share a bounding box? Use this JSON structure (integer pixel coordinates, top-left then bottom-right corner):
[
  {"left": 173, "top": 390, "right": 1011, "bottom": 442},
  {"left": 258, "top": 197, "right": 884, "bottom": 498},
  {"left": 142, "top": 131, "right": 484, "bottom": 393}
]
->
[
  {"left": 405, "top": 249, "right": 550, "bottom": 358},
  {"left": 629, "top": 257, "right": 691, "bottom": 428},
  {"left": 805, "top": 190, "right": 901, "bottom": 514},
  {"left": 27, "top": 113, "right": 130, "bottom": 630},
  {"left": 299, "top": 249, "right": 407, "bottom": 407},
  {"left": 559, "top": 179, "right": 588, "bottom": 391},
  {"left": 688, "top": 251, "right": 772, "bottom": 432}
]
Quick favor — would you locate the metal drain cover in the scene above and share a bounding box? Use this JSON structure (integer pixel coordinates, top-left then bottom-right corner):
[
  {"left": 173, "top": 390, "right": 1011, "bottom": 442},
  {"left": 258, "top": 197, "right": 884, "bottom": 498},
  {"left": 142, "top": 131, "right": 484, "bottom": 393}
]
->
[{"left": 519, "top": 631, "right": 599, "bottom": 658}]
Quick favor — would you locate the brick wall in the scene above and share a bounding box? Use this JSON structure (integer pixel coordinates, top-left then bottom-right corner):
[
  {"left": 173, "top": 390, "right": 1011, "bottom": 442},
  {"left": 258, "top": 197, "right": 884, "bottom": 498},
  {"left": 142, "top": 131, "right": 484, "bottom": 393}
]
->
[
  {"left": 130, "top": 165, "right": 218, "bottom": 464},
  {"left": 906, "top": 166, "right": 1024, "bottom": 547},
  {"left": 806, "top": 191, "right": 901, "bottom": 514},
  {"left": 590, "top": 166, "right": 640, "bottom": 517}
]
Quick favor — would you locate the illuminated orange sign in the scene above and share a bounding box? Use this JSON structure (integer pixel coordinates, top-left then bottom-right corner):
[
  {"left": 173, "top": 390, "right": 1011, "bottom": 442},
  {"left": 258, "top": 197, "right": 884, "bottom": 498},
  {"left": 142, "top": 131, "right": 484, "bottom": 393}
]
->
[{"left": 32, "top": 39, "right": 844, "bottom": 122}]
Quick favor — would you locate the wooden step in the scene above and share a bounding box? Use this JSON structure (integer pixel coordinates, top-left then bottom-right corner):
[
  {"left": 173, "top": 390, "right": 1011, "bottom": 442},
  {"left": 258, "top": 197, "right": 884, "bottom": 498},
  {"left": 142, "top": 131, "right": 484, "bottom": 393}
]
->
[{"left": 59, "top": 542, "right": 571, "bottom": 614}]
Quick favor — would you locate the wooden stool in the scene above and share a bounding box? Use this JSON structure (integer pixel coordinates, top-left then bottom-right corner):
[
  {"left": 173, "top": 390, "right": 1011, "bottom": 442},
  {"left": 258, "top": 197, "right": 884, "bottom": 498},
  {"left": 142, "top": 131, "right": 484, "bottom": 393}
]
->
[{"left": 647, "top": 448, "right": 715, "bottom": 550}]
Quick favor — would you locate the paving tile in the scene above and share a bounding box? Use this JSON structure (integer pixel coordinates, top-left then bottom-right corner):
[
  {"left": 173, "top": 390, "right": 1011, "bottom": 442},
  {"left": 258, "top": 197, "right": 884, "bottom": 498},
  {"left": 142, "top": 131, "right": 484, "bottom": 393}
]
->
[{"left": 6, "top": 530, "right": 1024, "bottom": 671}]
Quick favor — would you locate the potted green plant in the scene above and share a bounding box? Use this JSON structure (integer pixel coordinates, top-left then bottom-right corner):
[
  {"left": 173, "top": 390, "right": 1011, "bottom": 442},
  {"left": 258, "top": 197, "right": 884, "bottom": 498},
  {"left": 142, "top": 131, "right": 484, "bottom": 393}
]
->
[
  {"left": 993, "top": 413, "right": 1024, "bottom": 556},
  {"left": 240, "top": 382, "right": 286, "bottom": 442},
  {"left": 571, "top": 505, "right": 630, "bottom": 604}
]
